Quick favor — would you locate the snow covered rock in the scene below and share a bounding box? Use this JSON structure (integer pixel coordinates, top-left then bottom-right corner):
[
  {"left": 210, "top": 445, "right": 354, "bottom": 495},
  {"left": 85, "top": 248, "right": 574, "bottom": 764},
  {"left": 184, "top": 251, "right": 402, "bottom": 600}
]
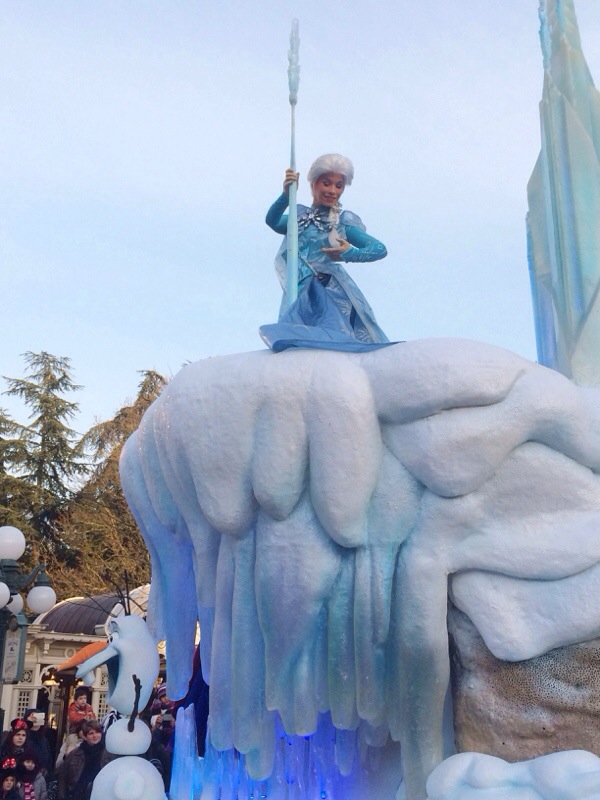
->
[{"left": 120, "top": 340, "right": 600, "bottom": 800}]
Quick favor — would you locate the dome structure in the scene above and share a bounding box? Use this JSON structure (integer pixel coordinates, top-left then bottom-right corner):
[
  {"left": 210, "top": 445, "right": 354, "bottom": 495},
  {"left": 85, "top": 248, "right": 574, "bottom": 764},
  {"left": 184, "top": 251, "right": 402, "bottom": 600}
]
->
[
  {"left": 35, "top": 585, "right": 150, "bottom": 635},
  {"left": 35, "top": 593, "right": 121, "bottom": 635},
  {"left": 0, "top": 585, "right": 163, "bottom": 739}
]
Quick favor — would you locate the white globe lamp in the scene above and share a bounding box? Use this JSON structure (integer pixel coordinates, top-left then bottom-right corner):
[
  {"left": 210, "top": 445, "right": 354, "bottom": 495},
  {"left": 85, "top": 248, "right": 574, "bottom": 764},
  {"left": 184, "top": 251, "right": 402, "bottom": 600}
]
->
[
  {"left": 0, "top": 528, "right": 55, "bottom": 688},
  {"left": 26, "top": 585, "right": 57, "bottom": 615},
  {"left": 6, "top": 593, "right": 23, "bottom": 614},
  {"left": 0, "top": 582, "right": 10, "bottom": 609},
  {"left": 0, "top": 527, "right": 26, "bottom": 561}
]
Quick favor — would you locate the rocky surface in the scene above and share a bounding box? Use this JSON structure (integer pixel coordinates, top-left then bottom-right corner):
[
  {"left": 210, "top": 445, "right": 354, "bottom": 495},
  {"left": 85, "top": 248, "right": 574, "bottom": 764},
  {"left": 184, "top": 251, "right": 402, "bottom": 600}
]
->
[{"left": 449, "top": 604, "right": 600, "bottom": 760}]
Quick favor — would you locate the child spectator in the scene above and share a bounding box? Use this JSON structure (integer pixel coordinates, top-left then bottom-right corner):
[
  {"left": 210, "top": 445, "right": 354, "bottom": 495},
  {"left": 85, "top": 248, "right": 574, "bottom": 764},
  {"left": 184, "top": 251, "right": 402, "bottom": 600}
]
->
[
  {"left": 17, "top": 750, "right": 47, "bottom": 800},
  {"left": 21, "top": 712, "right": 52, "bottom": 780},
  {"left": 66, "top": 691, "right": 95, "bottom": 734},
  {"left": 55, "top": 689, "right": 96, "bottom": 790},
  {"left": 0, "top": 759, "right": 20, "bottom": 800}
]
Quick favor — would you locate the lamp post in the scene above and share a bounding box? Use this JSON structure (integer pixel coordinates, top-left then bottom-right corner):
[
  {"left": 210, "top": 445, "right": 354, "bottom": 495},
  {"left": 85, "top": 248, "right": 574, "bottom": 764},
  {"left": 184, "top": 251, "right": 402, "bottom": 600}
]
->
[{"left": 0, "top": 526, "right": 56, "bottom": 729}]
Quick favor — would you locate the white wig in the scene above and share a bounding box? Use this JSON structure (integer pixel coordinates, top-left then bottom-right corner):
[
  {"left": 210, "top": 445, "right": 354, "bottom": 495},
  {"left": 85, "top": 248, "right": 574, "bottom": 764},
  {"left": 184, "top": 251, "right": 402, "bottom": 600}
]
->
[{"left": 307, "top": 154, "right": 354, "bottom": 186}]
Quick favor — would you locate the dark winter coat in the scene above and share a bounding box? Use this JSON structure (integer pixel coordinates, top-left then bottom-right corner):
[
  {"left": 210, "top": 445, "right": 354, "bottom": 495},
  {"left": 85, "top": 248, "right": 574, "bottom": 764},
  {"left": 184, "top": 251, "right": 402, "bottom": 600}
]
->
[
  {"left": 0, "top": 787, "right": 21, "bottom": 800},
  {"left": 56, "top": 743, "right": 112, "bottom": 800}
]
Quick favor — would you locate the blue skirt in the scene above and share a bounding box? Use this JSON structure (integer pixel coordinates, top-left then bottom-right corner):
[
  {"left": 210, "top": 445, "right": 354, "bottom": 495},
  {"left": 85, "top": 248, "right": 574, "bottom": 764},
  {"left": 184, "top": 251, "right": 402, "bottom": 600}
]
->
[{"left": 259, "top": 274, "right": 395, "bottom": 353}]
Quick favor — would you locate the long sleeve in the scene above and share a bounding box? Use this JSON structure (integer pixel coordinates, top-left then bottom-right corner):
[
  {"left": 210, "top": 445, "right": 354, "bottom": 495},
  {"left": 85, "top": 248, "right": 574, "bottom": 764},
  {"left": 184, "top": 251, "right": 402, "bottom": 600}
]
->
[
  {"left": 265, "top": 193, "right": 289, "bottom": 234},
  {"left": 36, "top": 773, "right": 48, "bottom": 800},
  {"left": 56, "top": 759, "right": 67, "bottom": 800},
  {"left": 340, "top": 225, "right": 387, "bottom": 263},
  {"left": 67, "top": 703, "right": 94, "bottom": 727}
]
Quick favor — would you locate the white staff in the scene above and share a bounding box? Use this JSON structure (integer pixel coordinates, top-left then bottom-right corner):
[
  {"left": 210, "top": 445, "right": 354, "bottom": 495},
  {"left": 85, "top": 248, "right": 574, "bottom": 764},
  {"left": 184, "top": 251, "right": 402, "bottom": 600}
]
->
[{"left": 286, "top": 19, "right": 300, "bottom": 307}]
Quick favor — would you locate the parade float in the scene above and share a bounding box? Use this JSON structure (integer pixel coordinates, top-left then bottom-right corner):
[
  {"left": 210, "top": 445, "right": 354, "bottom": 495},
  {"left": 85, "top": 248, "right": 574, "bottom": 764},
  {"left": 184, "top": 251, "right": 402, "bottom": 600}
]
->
[{"left": 94, "top": 0, "right": 600, "bottom": 797}]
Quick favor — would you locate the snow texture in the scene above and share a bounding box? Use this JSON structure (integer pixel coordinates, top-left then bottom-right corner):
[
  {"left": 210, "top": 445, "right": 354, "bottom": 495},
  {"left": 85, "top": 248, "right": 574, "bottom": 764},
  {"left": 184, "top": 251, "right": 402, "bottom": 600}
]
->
[
  {"left": 119, "top": 339, "right": 600, "bottom": 800},
  {"left": 90, "top": 756, "right": 166, "bottom": 800},
  {"left": 426, "top": 750, "right": 600, "bottom": 800}
]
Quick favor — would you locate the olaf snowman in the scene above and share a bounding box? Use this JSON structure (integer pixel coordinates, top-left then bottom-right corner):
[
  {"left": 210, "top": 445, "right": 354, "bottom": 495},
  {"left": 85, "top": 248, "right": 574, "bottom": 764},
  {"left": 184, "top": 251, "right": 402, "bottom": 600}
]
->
[{"left": 57, "top": 613, "right": 166, "bottom": 800}]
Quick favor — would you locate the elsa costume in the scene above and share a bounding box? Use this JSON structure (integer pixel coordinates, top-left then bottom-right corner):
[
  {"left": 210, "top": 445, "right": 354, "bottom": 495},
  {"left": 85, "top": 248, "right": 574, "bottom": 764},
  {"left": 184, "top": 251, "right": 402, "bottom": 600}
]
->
[{"left": 259, "top": 157, "right": 391, "bottom": 352}]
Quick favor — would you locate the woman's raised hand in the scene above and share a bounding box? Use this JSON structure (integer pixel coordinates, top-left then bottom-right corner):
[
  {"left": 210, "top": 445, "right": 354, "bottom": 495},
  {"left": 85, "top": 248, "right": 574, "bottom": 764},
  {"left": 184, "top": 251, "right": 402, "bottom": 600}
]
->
[
  {"left": 322, "top": 238, "right": 352, "bottom": 260},
  {"left": 283, "top": 168, "right": 300, "bottom": 194}
]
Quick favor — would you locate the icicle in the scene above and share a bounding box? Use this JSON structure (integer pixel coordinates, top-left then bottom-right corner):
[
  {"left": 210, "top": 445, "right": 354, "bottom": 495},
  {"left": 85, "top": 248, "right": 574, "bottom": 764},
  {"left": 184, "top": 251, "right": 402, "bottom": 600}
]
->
[{"left": 334, "top": 728, "right": 356, "bottom": 777}]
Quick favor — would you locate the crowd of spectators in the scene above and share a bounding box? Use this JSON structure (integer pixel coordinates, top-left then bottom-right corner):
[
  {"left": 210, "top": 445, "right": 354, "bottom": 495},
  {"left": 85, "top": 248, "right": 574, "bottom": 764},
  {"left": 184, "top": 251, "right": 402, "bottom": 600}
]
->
[
  {"left": 0, "top": 715, "right": 51, "bottom": 800},
  {"left": 0, "top": 680, "right": 181, "bottom": 800}
]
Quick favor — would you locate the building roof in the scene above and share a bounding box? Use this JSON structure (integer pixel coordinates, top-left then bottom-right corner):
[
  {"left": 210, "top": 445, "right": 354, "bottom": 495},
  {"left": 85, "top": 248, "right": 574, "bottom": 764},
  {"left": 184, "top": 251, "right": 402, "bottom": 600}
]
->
[
  {"left": 36, "top": 585, "right": 150, "bottom": 636},
  {"left": 37, "top": 594, "right": 121, "bottom": 635}
]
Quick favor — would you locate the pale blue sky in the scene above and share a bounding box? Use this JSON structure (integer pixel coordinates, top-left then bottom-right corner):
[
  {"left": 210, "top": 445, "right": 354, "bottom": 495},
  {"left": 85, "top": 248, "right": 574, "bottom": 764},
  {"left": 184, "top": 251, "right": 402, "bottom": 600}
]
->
[{"left": 2, "top": 1, "right": 599, "bottom": 433}]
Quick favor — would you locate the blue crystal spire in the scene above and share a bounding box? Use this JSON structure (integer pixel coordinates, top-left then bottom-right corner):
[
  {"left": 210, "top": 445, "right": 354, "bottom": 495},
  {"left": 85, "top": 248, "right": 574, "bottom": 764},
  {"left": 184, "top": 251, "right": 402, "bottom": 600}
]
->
[{"left": 527, "top": 0, "right": 600, "bottom": 386}]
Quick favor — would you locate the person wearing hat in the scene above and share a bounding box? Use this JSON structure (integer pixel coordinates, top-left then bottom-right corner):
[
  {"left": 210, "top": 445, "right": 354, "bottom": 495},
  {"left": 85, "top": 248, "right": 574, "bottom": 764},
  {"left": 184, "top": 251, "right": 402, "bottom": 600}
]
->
[
  {"left": 0, "top": 722, "right": 28, "bottom": 763},
  {"left": 262, "top": 153, "right": 389, "bottom": 351},
  {"left": 17, "top": 749, "right": 47, "bottom": 800},
  {"left": 0, "top": 758, "right": 20, "bottom": 800},
  {"left": 150, "top": 685, "right": 175, "bottom": 717},
  {"left": 20, "top": 713, "right": 52, "bottom": 781}
]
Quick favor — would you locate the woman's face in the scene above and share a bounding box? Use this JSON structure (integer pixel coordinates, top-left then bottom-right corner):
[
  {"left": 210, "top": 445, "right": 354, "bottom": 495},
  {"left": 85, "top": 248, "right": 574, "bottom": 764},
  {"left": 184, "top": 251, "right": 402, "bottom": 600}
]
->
[
  {"left": 311, "top": 172, "right": 345, "bottom": 207},
  {"left": 84, "top": 728, "right": 102, "bottom": 746},
  {"left": 12, "top": 730, "right": 26, "bottom": 747},
  {"left": 23, "top": 759, "right": 35, "bottom": 772},
  {"left": 2, "top": 776, "right": 14, "bottom": 790}
]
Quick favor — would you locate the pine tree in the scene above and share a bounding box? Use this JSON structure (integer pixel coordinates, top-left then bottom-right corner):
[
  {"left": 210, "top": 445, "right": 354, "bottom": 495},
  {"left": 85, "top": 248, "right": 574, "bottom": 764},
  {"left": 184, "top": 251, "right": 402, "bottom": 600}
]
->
[
  {"left": 0, "top": 408, "right": 34, "bottom": 534},
  {"left": 2, "top": 352, "right": 87, "bottom": 554},
  {"left": 56, "top": 370, "right": 167, "bottom": 596},
  {"left": 1, "top": 358, "right": 167, "bottom": 599}
]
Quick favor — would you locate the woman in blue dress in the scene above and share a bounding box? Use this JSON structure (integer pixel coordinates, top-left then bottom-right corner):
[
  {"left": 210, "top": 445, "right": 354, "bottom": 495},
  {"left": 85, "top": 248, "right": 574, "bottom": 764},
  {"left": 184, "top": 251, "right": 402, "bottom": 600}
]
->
[{"left": 259, "top": 154, "right": 391, "bottom": 352}]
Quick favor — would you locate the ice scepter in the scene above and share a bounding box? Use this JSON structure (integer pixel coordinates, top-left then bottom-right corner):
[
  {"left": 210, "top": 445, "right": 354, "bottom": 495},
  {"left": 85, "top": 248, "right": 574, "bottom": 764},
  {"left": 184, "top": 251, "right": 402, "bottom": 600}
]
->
[{"left": 286, "top": 19, "right": 300, "bottom": 307}]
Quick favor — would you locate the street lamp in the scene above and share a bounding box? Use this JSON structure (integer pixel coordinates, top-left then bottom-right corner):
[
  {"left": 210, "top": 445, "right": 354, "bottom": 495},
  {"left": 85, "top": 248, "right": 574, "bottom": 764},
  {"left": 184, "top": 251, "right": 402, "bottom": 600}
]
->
[{"left": 0, "top": 526, "right": 56, "bottom": 729}]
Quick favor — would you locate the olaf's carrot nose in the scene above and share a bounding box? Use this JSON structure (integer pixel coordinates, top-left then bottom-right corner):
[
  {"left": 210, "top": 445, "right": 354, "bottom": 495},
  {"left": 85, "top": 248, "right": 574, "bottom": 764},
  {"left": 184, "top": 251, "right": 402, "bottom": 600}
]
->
[{"left": 55, "top": 640, "right": 108, "bottom": 672}]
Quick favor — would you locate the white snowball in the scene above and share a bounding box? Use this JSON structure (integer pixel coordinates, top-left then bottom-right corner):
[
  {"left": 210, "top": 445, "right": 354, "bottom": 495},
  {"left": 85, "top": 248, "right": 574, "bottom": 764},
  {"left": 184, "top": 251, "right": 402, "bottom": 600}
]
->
[
  {"left": 114, "top": 770, "right": 146, "bottom": 800},
  {"left": 106, "top": 718, "right": 151, "bottom": 756},
  {"left": 90, "top": 757, "right": 165, "bottom": 800}
]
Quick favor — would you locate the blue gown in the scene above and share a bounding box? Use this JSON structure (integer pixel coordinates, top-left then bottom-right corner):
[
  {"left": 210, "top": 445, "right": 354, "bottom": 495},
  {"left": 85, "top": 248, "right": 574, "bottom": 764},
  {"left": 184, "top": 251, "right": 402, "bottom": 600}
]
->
[{"left": 259, "top": 193, "right": 391, "bottom": 352}]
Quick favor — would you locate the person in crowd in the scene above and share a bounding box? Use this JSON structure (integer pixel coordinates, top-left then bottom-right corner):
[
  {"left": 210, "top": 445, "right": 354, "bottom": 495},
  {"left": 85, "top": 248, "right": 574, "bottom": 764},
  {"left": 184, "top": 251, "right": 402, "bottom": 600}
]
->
[
  {"left": 151, "top": 711, "right": 174, "bottom": 751},
  {"left": 0, "top": 722, "right": 28, "bottom": 763},
  {"left": 22, "top": 712, "right": 52, "bottom": 780},
  {"left": 57, "top": 687, "right": 95, "bottom": 772},
  {"left": 17, "top": 750, "right": 47, "bottom": 800},
  {"left": 0, "top": 759, "right": 20, "bottom": 800},
  {"left": 150, "top": 685, "right": 175, "bottom": 718},
  {"left": 145, "top": 717, "right": 172, "bottom": 791},
  {"left": 54, "top": 722, "right": 84, "bottom": 771},
  {"left": 56, "top": 721, "right": 111, "bottom": 800},
  {"left": 66, "top": 692, "right": 95, "bottom": 735}
]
